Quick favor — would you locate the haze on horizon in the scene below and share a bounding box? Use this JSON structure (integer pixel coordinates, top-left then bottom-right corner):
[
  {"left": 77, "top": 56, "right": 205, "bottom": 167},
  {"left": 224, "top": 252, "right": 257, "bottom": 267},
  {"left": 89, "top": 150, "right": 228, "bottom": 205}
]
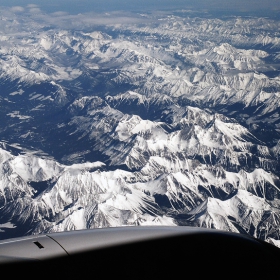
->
[{"left": 1, "top": 0, "right": 280, "bottom": 16}]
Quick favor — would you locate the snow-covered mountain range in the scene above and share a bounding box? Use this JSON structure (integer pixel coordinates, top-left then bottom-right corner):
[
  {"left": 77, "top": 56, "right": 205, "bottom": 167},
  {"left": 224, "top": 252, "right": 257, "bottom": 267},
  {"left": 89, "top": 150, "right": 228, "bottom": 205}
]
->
[{"left": 0, "top": 8, "right": 280, "bottom": 245}]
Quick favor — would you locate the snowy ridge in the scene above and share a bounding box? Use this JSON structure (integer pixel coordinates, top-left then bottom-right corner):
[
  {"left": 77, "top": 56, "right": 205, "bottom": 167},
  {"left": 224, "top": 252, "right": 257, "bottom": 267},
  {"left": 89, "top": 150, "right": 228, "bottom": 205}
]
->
[
  {"left": 0, "top": 143, "right": 279, "bottom": 240},
  {"left": 0, "top": 148, "right": 175, "bottom": 235},
  {"left": 68, "top": 97, "right": 276, "bottom": 173},
  {"left": 187, "top": 190, "right": 280, "bottom": 240},
  {"left": 0, "top": 13, "right": 279, "bottom": 125},
  {"left": 190, "top": 43, "right": 268, "bottom": 72}
]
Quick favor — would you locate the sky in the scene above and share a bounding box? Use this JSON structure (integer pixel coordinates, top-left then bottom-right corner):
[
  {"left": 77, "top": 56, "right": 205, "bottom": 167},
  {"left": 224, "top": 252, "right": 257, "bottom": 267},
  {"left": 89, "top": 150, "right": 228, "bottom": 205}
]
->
[{"left": 1, "top": 0, "right": 280, "bottom": 15}]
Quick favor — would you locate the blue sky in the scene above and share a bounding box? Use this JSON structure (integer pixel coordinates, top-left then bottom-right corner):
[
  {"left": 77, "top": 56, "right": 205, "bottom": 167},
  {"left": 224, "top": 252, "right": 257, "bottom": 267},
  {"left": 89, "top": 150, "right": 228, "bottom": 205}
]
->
[{"left": 1, "top": 0, "right": 280, "bottom": 15}]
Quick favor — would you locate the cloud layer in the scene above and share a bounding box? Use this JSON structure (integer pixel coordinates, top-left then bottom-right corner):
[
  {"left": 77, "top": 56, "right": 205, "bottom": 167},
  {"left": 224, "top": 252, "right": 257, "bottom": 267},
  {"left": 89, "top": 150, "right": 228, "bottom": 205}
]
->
[{"left": 2, "top": 0, "right": 280, "bottom": 15}]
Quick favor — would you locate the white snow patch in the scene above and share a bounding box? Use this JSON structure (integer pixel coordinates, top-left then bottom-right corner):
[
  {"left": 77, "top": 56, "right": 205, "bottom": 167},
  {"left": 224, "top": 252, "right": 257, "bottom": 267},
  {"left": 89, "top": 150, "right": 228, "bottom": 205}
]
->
[
  {"left": 7, "top": 111, "right": 31, "bottom": 120},
  {"left": 0, "top": 222, "right": 16, "bottom": 229},
  {"left": 9, "top": 89, "right": 24, "bottom": 96}
]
